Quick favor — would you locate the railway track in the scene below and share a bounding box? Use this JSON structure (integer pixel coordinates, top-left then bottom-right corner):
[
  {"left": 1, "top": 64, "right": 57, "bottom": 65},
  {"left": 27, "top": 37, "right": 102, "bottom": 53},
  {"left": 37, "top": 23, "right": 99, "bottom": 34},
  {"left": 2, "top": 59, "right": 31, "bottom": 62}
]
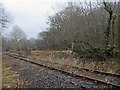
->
[
  {"left": 7, "top": 52, "right": 120, "bottom": 77},
  {"left": 5, "top": 52, "right": 120, "bottom": 88}
]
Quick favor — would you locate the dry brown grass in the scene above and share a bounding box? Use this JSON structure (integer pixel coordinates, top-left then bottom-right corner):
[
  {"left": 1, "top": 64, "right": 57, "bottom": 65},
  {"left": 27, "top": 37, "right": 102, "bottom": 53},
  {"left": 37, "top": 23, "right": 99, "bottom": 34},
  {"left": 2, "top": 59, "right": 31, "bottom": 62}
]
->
[
  {"left": 14, "top": 50, "right": 120, "bottom": 74},
  {"left": 31, "top": 50, "right": 56, "bottom": 56},
  {"left": 77, "top": 58, "right": 120, "bottom": 74}
]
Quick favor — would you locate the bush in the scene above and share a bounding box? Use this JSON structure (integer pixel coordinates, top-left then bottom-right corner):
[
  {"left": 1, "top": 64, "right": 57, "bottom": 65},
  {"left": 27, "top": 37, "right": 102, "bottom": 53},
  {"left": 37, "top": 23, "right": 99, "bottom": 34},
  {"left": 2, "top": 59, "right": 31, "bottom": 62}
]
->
[
  {"left": 56, "top": 51, "right": 65, "bottom": 58},
  {"left": 75, "top": 45, "right": 117, "bottom": 61}
]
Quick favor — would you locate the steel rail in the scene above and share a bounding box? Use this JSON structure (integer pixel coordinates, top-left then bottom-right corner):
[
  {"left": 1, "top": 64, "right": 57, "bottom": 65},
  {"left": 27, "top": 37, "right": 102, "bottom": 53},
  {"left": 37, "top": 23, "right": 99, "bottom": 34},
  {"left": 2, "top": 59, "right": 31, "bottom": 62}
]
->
[
  {"left": 5, "top": 53, "right": 120, "bottom": 88},
  {"left": 7, "top": 52, "right": 120, "bottom": 78}
]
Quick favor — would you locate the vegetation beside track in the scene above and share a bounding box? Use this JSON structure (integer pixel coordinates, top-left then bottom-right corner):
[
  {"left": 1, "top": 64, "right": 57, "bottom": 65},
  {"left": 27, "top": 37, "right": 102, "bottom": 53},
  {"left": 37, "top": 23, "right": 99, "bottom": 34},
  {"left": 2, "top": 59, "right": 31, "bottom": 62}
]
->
[
  {"left": 2, "top": 57, "right": 20, "bottom": 88},
  {"left": 10, "top": 50, "right": 120, "bottom": 75}
]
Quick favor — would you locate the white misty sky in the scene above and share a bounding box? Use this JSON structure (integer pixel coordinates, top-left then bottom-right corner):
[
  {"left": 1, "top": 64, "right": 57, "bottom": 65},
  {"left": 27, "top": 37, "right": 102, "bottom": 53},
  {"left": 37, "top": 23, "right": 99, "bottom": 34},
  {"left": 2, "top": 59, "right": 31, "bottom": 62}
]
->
[{"left": 0, "top": 0, "right": 69, "bottom": 39}]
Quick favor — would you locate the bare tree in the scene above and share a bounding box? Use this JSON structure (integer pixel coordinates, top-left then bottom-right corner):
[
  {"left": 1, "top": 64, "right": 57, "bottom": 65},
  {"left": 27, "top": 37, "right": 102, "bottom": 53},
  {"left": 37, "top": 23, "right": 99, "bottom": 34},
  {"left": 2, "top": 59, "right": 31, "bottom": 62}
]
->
[
  {"left": 2, "top": 36, "right": 11, "bottom": 51},
  {"left": 10, "top": 25, "right": 27, "bottom": 51},
  {"left": 0, "top": 3, "right": 12, "bottom": 30},
  {"left": 0, "top": 3, "right": 13, "bottom": 54},
  {"left": 35, "top": 1, "right": 119, "bottom": 59},
  {"left": 46, "top": 2, "right": 108, "bottom": 50},
  {"left": 27, "top": 38, "right": 37, "bottom": 50}
]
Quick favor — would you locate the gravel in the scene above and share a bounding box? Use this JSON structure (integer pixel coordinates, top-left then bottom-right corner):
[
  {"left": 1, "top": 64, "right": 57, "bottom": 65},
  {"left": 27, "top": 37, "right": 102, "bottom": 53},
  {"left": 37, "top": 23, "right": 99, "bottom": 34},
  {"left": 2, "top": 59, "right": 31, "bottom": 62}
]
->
[{"left": 3, "top": 55, "right": 109, "bottom": 88}]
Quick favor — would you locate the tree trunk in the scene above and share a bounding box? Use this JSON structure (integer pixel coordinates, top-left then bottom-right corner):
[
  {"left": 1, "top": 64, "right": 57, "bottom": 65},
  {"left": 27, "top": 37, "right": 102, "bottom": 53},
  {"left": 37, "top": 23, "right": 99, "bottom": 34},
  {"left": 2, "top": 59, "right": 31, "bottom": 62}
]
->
[
  {"left": 118, "top": 1, "right": 120, "bottom": 58},
  {"left": 18, "top": 41, "right": 22, "bottom": 52}
]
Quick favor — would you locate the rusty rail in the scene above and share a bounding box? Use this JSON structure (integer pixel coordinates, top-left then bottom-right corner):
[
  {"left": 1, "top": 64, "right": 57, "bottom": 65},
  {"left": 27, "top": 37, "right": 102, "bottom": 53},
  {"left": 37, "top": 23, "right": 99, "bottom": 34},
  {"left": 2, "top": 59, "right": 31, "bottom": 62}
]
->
[
  {"left": 5, "top": 53, "right": 120, "bottom": 88},
  {"left": 79, "top": 68, "right": 120, "bottom": 77},
  {"left": 9, "top": 52, "right": 120, "bottom": 78}
]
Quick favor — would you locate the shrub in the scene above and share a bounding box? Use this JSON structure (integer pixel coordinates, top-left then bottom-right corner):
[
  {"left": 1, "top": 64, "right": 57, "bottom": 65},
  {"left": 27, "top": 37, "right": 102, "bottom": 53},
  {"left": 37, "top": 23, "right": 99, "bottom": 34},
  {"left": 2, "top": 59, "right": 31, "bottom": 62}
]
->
[
  {"left": 75, "top": 45, "right": 117, "bottom": 61},
  {"left": 56, "top": 51, "right": 65, "bottom": 58}
]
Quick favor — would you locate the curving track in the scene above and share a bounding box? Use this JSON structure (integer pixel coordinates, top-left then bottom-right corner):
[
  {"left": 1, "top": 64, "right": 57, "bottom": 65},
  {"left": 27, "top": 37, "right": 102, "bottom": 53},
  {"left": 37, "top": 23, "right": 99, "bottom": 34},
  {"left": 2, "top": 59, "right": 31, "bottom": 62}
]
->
[{"left": 4, "top": 52, "right": 120, "bottom": 88}]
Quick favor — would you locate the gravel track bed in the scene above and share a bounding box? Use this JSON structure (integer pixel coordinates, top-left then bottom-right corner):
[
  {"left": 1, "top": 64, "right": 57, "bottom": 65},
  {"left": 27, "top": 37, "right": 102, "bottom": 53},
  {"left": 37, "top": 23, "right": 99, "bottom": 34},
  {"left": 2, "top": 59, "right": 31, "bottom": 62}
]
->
[
  {"left": 3, "top": 55, "right": 109, "bottom": 88},
  {"left": 75, "top": 70, "right": 120, "bottom": 85},
  {"left": 17, "top": 55, "right": 120, "bottom": 85}
]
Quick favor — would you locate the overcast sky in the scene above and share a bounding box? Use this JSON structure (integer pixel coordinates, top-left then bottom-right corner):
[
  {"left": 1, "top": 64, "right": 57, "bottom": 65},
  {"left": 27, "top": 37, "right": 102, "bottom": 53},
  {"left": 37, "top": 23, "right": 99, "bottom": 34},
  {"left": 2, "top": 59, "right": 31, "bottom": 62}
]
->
[
  {"left": 0, "top": 0, "right": 69, "bottom": 39},
  {"left": 1, "top": 0, "right": 117, "bottom": 39}
]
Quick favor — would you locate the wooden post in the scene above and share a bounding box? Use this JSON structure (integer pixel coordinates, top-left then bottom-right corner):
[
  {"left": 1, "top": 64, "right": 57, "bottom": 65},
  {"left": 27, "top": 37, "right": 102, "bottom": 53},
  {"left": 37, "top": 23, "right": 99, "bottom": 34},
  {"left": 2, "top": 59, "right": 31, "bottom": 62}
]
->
[{"left": 71, "top": 42, "right": 74, "bottom": 54}]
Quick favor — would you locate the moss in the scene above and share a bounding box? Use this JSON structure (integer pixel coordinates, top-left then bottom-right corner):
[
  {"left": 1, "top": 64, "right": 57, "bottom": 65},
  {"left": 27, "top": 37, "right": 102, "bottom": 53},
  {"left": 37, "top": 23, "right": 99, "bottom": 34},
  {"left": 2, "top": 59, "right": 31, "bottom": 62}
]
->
[
  {"left": 2, "top": 67, "right": 12, "bottom": 83},
  {"left": 2, "top": 65, "right": 16, "bottom": 88},
  {"left": 108, "top": 69, "right": 114, "bottom": 74}
]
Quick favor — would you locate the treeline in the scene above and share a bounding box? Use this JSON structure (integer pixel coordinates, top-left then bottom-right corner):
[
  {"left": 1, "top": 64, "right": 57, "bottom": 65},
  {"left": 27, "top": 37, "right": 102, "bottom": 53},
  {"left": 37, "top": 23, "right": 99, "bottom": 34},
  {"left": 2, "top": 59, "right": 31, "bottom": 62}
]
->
[
  {"left": 37, "top": 2, "right": 109, "bottom": 50},
  {"left": 37, "top": 2, "right": 119, "bottom": 60},
  {"left": 2, "top": 1, "right": 120, "bottom": 60}
]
